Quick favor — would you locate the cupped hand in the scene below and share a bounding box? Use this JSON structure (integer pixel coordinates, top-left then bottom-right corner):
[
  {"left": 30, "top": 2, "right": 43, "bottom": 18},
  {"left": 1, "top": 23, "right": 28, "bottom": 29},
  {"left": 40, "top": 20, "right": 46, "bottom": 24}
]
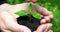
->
[
  {"left": 0, "top": 3, "right": 53, "bottom": 32},
  {"left": 0, "top": 11, "right": 52, "bottom": 32}
]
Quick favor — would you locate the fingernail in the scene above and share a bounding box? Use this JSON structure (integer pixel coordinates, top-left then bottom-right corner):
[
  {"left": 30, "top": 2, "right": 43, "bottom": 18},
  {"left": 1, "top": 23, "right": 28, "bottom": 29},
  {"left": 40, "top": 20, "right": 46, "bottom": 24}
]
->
[
  {"left": 47, "top": 23, "right": 52, "bottom": 26},
  {"left": 49, "top": 23, "right": 52, "bottom": 26},
  {"left": 34, "top": 31, "right": 37, "bottom": 32},
  {"left": 24, "top": 30, "right": 29, "bottom": 32},
  {"left": 50, "top": 30, "right": 53, "bottom": 32},
  {"left": 51, "top": 31, "right": 53, "bottom": 32}
]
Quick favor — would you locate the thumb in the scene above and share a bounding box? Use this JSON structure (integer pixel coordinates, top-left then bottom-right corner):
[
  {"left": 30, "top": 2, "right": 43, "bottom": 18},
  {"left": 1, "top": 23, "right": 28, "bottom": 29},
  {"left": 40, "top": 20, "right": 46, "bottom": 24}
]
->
[{"left": 0, "top": 11, "right": 31, "bottom": 32}]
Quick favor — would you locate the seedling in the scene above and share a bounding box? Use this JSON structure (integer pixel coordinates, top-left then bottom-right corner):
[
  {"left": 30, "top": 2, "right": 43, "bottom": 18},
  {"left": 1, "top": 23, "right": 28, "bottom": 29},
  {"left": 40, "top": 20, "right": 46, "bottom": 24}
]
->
[{"left": 15, "top": 3, "right": 42, "bottom": 22}]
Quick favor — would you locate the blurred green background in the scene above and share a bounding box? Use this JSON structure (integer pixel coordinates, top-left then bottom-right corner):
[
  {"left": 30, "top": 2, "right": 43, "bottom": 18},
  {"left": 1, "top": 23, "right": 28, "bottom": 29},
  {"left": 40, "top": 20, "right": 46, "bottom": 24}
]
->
[{"left": 7, "top": 0, "right": 60, "bottom": 32}]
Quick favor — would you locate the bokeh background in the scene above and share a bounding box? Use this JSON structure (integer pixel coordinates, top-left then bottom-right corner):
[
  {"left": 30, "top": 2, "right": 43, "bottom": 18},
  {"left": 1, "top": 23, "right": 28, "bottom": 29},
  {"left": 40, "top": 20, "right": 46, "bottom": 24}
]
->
[{"left": 0, "top": 0, "right": 60, "bottom": 32}]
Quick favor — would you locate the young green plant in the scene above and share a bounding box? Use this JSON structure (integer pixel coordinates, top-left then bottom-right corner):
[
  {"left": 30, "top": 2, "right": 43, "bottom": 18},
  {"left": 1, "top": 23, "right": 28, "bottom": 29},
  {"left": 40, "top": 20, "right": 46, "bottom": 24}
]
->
[
  {"left": 29, "top": 3, "right": 42, "bottom": 19},
  {"left": 15, "top": 3, "right": 42, "bottom": 22}
]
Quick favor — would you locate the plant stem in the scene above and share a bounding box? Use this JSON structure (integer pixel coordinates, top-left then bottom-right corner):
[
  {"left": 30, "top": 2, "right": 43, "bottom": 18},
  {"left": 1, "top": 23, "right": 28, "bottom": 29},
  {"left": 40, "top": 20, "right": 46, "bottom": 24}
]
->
[
  {"left": 29, "top": 10, "right": 33, "bottom": 23},
  {"left": 29, "top": 14, "right": 31, "bottom": 22}
]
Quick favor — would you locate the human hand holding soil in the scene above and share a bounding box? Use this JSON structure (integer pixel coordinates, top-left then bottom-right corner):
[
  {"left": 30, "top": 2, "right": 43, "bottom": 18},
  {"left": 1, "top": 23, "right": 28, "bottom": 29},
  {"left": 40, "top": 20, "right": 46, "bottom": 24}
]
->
[{"left": 0, "top": 1, "right": 53, "bottom": 32}]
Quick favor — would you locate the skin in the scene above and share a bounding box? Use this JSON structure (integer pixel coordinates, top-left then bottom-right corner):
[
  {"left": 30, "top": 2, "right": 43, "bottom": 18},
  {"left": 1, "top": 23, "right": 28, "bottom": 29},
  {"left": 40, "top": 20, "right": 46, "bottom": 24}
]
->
[{"left": 0, "top": 0, "right": 53, "bottom": 32}]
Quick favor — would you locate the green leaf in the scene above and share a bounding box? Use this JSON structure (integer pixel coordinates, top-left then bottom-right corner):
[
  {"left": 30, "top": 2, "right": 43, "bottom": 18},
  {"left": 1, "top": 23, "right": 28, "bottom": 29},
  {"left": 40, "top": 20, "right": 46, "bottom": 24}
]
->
[
  {"left": 32, "top": 12, "right": 42, "bottom": 19},
  {"left": 15, "top": 10, "right": 28, "bottom": 16},
  {"left": 29, "top": 3, "right": 33, "bottom": 11}
]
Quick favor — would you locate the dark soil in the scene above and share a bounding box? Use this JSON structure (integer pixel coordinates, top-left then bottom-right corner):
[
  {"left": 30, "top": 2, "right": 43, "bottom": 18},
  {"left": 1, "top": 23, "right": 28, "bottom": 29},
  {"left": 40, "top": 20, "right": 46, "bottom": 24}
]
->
[{"left": 17, "top": 15, "right": 44, "bottom": 32}]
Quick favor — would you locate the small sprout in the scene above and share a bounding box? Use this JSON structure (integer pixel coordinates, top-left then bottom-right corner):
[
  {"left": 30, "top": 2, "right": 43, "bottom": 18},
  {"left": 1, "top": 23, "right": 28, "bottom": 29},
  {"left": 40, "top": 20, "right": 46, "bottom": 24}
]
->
[
  {"left": 29, "top": 3, "right": 33, "bottom": 12},
  {"left": 32, "top": 12, "right": 42, "bottom": 19},
  {"left": 29, "top": 3, "right": 42, "bottom": 19},
  {"left": 15, "top": 3, "right": 42, "bottom": 19},
  {"left": 15, "top": 10, "right": 28, "bottom": 16}
]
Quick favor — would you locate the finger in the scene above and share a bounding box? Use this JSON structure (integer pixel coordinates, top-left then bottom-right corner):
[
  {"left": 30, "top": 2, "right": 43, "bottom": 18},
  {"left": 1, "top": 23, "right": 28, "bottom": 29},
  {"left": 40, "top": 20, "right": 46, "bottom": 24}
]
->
[
  {"left": 36, "top": 24, "right": 46, "bottom": 32},
  {"left": 36, "top": 23, "right": 52, "bottom": 32},
  {"left": 44, "top": 12, "right": 53, "bottom": 19},
  {"left": 48, "top": 30, "right": 53, "bottom": 32},
  {"left": 40, "top": 19, "right": 46, "bottom": 24},
  {"left": 0, "top": 11, "right": 31, "bottom": 32},
  {"left": 44, "top": 13, "right": 53, "bottom": 23},
  {"left": 34, "top": 31, "right": 36, "bottom": 32},
  {"left": 32, "top": 0, "right": 37, "bottom": 3},
  {"left": 1, "top": 29, "right": 11, "bottom": 32},
  {"left": 32, "top": 4, "right": 51, "bottom": 16},
  {"left": 39, "top": 9, "right": 53, "bottom": 19},
  {"left": 40, "top": 8, "right": 51, "bottom": 16},
  {"left": 48, "top": 14, "right": 53, "bottom": 19},
  {"left": 44, "top": 23, "right": 52, "bottom": 32},
  {"left": 44, "top": 16, "right": 50, "bottom": 23}
]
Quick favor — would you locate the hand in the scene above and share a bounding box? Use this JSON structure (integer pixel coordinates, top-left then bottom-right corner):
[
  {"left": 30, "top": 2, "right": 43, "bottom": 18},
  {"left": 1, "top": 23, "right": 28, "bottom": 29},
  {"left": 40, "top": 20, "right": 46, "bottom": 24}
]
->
[
  {"left": 36, "top": 23, "right": 52, "bottom": 32},
  {"left": 0, "top": 13, "right": 52, "bottom": 32},
  {"left": 0, "top": 3, "right": 53, "bottom": 32},
  {"left": 0, "top": 3, "right": 31, "bottom": 32}
]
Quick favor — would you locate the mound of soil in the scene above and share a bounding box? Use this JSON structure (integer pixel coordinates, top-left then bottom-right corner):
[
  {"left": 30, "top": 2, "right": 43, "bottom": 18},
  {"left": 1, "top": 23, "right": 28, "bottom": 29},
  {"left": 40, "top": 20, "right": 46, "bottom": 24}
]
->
[{"left": 17, "top": 15, "right": 44, "bottom": 32}]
